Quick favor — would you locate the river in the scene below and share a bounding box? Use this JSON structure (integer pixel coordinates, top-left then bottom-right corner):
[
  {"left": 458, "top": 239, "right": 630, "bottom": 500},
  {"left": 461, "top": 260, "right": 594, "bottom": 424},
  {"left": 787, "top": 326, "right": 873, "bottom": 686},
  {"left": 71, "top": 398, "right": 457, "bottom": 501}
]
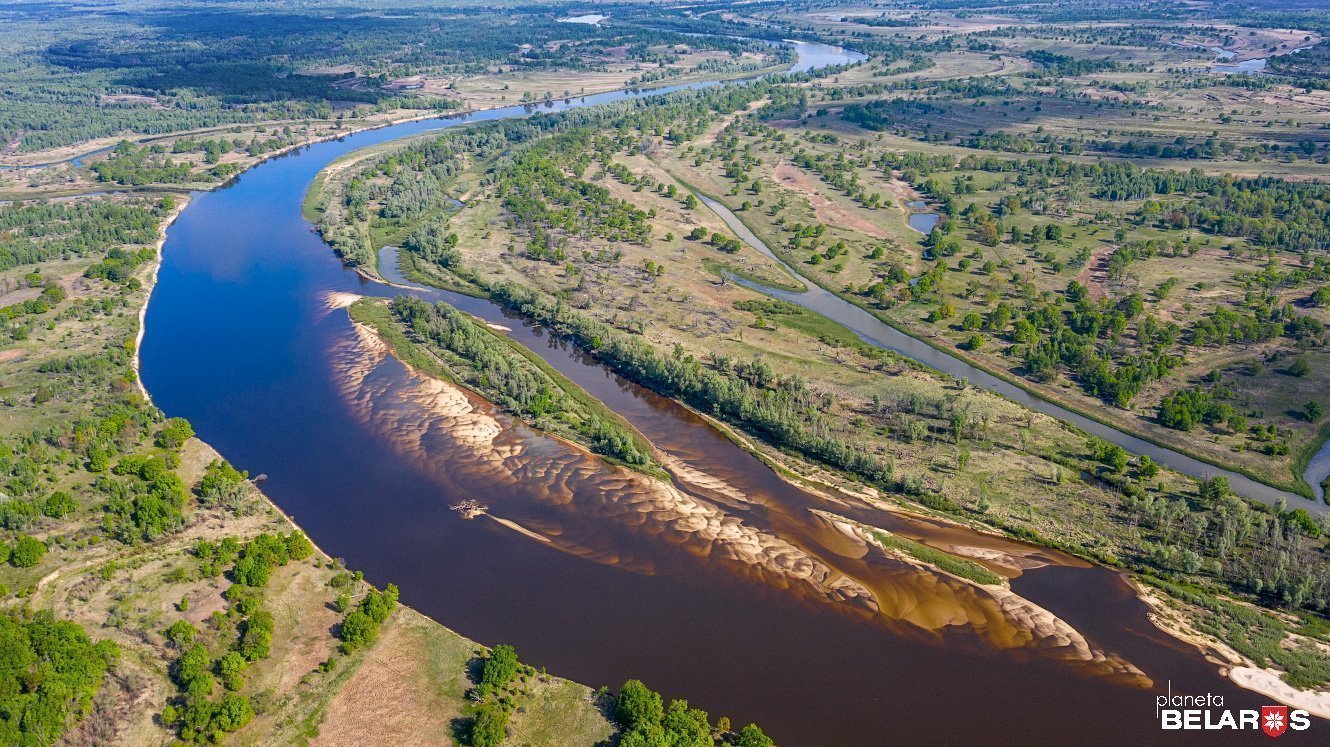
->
[{"left": 141, "top": 43, "right": 1315, "bottom": 744}]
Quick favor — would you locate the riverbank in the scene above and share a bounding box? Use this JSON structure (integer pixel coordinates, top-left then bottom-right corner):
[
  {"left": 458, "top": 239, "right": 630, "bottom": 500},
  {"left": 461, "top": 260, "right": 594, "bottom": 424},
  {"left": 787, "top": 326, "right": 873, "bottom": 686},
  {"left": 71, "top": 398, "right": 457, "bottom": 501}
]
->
[
  {"left": 109, "top": 201, "right": 617, "bottom": 743},
  {"left": 1137, "top": 584, "right": 1330, "bottom": 717},
  {"left": 334, "top": 284, "right": 1166, "bottom": 685}
]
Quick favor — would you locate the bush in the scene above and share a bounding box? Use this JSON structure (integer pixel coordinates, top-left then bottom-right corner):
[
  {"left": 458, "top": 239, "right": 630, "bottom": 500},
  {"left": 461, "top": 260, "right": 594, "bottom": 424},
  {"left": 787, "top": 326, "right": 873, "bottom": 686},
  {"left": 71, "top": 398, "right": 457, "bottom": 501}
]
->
[
  {"left": 0, "top": 612, "right": 118, "bottom": 746},
  {"left": 9, "top": 535, "right": 46, "bottom": 567},
  {"left": 469, "top": 704, "right": 508, "bottom": 747},
  {"left": 480, "top": 645, "right": 519, "bottom": 689}
]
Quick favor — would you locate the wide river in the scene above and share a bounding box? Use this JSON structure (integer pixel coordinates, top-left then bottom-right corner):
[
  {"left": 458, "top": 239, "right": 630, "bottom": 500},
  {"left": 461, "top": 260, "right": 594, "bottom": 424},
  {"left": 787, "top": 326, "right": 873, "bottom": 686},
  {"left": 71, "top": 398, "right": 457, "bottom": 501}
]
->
[{"left": 142, "top": 44, "right": 1315, "bottom": 744}]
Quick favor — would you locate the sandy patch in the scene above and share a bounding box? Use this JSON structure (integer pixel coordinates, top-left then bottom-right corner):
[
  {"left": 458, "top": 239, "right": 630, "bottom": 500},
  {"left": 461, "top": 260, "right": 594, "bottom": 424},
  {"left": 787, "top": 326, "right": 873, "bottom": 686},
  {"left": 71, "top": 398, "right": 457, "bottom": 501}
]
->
[
  {"left": 773, "top": 162, "right": 889, "bottom": 239},
  {"left": 324, "top": 291, "right": 363, "bottom": 310},
  {"left": 488, "top": 515, "right": 553, "bottom": 543},
  {"left": 1230, "top": 668, "right": 1330, "bottom": 719},
  {"left": 1075, "top": 244, "right": 1115, "bottom": 301},
  {"left": 1136, "top": 584, "right": 1330, "bottom": 716}
]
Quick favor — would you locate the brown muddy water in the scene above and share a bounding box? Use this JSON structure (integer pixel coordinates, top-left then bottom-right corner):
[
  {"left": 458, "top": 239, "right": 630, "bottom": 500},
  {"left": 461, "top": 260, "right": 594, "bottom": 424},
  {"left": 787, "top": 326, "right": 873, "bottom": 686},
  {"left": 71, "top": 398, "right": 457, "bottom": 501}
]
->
[{"left": 140, "top": 50, "right": 1319, "bottom": 744}]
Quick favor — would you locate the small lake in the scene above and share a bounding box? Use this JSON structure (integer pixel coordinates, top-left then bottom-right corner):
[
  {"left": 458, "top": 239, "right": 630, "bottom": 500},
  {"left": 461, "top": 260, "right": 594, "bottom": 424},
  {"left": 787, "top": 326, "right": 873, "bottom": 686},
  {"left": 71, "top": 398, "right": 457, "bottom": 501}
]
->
[{"left": 908, "top": 211, "right": 939, "bottom": 234}]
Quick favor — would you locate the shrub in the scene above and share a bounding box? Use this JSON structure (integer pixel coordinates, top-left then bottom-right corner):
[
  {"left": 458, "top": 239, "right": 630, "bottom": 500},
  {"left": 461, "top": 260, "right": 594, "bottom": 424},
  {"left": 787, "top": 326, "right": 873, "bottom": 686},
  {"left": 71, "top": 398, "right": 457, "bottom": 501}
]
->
[
  {"left": 480, "top": 645, "right": 519, "bottom": 689},
  {"left": 470, "top": 703, "right": 508, "bottom": 747},
  {"left": 9, "top": 535, "right": 46, "bottom": 567}
]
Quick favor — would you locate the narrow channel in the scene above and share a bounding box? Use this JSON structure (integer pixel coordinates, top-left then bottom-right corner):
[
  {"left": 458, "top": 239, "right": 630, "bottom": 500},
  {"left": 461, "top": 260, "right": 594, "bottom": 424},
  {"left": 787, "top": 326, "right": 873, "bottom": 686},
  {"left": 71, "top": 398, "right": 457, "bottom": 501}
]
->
[{"left": 697, "top": 194, "right": 1326, "bottom": 512}]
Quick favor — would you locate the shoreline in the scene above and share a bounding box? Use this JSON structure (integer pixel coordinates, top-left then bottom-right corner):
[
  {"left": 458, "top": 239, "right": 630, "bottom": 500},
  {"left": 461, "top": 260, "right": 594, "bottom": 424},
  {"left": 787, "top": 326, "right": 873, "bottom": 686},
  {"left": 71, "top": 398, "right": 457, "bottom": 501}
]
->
[
  {"left": 1134, "top": 583, "right": 1330, "bottom": 716},
  {"left": 132, "top": 195, "right": 190, "bottom": 402}
]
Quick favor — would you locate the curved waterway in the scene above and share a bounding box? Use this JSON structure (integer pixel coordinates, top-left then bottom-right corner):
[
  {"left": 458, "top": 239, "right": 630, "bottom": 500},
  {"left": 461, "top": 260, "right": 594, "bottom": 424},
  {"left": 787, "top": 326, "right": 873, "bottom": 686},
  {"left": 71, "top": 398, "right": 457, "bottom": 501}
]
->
[
  {"left": 698, "top": 194, "right": 1327, "bottom": 513},
  {"left": 143, "top": 45, "right": 1314, "bottom": 744}
]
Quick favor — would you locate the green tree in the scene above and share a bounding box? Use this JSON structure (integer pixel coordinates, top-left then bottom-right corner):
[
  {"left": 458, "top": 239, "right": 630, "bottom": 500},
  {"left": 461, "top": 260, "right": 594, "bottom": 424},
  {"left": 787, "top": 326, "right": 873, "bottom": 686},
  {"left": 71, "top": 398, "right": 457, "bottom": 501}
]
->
[
  {"left": 481, "top": 644, "right": 520, "bottom": 689},
  {"left": 216, "top": 651, "right": 247, "bottom": 691},
  {"left": 154, "top": 417, "right": 195, "bottom": 450},
  {"left": 615, "top": 679, "right": 664, "bottom": 730},
  {"left": 164, "top": 620, "right": 197, "bottom": 649},
  {"left": 43, "top": 491, "right": 76, "bottom": 518},
  {"left": 470, "top": 704, "right": 508, "bottom": 747},
  {"left": 1289, "top": 354, "right": 1311, "bottom": 378},
  {"left": 1199, "top": 476, "right": 1230, "bottom": 503},
  {"left": 9, "top": 535, "right": 46, "bottom": 567},
  {"left": 1305, "top": 401, "right": 1323, "bottom": 421},
  {"left": 736, "top": 724, "right": 774, "bottom": 747}
]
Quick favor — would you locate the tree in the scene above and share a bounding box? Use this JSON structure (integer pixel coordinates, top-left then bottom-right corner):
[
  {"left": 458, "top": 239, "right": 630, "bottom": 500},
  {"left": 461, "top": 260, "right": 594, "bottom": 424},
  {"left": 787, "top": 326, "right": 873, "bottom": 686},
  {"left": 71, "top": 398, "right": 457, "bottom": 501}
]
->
[
  {"left": 615, "top": 679, "right": 663, "bottom": 730},
  {"left": 470, "top": 704, "right": 508, "bottom": 747},
  {"left": 239, "top": 610, "right": 273, "bottom": 661},
  {"left": 9, "top": 535, "right": 46, "bottom": 567},
  {"left": 164, "top": 620, "right": 197, "bottom": 648},
  {"left": 1288, "top": 354, "right": 1311, "bottom": 378},
  {"left": 1306, "top": 401, "right": 1324, "bottom": 422},
  {"left": 480, "top": 644, "right": 520, "bottom": 689},
  {"left": 1199, "top": 476, "right": 1230, "bottom": 503},
  {"left": 736, "top": 724, "right": 774, "bottom": 747},
  {"left": 154, "top": 417, "right": 194, "bottom": 450},
  {"left": 977, "top": 222, "right": 999, "bottom": 246},
  {"left": 661, "top": 699, "right": 712, "bottom": 747},
  {"left": 43, "top": 491, "right": 76, "bottom": 518},
  {"left": 216, "top": 651, "right": 247, "bottom": 691},
  {"left": 338, "top": 610, "right": 374, "bottom": 652}
]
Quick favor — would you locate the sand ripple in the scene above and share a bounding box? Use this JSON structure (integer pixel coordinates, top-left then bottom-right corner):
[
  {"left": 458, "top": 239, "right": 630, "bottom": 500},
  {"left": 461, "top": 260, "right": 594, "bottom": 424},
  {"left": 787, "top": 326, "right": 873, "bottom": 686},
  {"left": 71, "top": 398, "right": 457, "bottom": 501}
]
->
[{"left": 329, "top": 315, "right": 1147, "bottom": 683}]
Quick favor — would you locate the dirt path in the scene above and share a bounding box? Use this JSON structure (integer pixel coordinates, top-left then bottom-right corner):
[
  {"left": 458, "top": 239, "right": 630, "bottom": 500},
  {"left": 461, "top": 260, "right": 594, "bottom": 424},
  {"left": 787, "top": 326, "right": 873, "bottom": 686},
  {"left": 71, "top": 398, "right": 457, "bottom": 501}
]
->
[{"left": 1076, "top": 244, "right": 1115, "bottom": 301}]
